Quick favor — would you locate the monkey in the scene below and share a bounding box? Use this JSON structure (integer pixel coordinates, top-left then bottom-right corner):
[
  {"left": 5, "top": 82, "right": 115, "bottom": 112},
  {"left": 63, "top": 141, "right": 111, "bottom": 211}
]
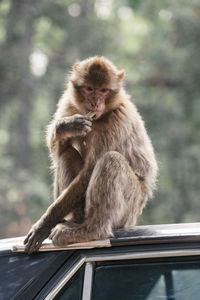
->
[{"left": 24, "top": 56, "right": 158, "bottom": 254}]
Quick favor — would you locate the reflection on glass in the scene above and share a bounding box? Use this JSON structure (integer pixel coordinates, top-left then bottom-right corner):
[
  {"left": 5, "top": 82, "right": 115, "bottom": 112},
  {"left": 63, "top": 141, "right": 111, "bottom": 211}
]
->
[{"left": 92, "top": 259, "right": 200, "bottom": 300}]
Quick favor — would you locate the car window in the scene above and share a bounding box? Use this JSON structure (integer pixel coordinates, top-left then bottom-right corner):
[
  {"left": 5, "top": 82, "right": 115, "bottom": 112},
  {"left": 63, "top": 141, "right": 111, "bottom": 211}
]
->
[
  {"left": 54, "top": 267, "right": 84, "bottom": 300},
  {"left": 92, "top": 259, "right": 200, "bottom": 300},
  {"left": 0, "top": 251, "right": 71, "bottom": 300}
]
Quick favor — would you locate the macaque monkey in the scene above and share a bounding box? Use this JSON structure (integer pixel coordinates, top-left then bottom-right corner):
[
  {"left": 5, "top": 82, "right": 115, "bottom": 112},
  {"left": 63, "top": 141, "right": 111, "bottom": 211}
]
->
[{"left": 24, "top": 56, "right": 158, "bottom": 254}]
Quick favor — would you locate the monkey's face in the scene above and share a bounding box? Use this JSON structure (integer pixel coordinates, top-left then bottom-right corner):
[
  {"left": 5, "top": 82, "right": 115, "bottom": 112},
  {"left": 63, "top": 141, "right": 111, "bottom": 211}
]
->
[
  {"left": 70, "top": 56, "right": 125, "bottom": 119},
  {"left": 80, "top": 85, "right": 111, "bottom": 119}
]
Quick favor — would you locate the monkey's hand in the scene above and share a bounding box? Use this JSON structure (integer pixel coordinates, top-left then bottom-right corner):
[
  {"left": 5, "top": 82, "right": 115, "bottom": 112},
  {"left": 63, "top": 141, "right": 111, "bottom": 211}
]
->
[
  {"left": 56, "top": 114, "right": 92, "bottom": 139},
  {"left": 24, "top": 221, "right": 51, "bottom": 254}
]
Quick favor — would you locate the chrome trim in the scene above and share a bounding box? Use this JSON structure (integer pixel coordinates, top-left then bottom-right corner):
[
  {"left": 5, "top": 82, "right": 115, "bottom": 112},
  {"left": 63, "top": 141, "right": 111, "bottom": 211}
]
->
[
  {"left": 45, "top": 248, "right": 200, "bottom": 299},
  {"left": 86, "top": 249, "right": 200, "bottom": 262},
  {"left": 82, "top": 262, "right": 94, "bottom": 300},
  {"left": 44, "top": 257, "right": 85, "bottom": 300}
]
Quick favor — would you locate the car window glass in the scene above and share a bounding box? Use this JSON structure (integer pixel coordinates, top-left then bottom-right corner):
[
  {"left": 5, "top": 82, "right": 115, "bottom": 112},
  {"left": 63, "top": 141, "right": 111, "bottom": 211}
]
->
[
  {"left": 0, "top": 251, "right": 70, "bottom": 300},
  {"left": 92, "top": 259, "right": 200, "bottom": 300},
  {"left": 54, "top": 267, "right": 84, "bottom": 300}
]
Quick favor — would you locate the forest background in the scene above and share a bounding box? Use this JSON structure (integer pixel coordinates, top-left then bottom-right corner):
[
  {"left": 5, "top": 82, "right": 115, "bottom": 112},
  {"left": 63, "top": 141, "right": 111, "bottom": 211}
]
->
[{"left": 0, "top": 0, "right": 200, "bottom": 238}]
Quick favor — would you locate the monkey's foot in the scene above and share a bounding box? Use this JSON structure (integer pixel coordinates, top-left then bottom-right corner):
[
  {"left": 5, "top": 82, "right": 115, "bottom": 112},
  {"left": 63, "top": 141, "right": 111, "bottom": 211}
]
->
[
  {"left": 50, "top": 223, "right": 87, "bottom": 247},
  {"left": 50, "top": 224, "right": 72, "bottom": 246}
]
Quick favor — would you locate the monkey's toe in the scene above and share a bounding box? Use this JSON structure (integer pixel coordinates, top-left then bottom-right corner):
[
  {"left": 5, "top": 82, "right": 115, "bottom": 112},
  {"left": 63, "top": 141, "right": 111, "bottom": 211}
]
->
[
  {"left": 51, "top": 225, "right": 70, "bottom": 247},
  {"left": 52, "top": 232, "right": 69, "bottom": 247}
]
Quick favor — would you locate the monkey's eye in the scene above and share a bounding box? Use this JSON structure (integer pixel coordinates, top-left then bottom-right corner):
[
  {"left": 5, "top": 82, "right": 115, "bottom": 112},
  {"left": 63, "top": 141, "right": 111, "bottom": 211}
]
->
[
  {"left": 100, "top": 88, "right": 108, "bottom": 93},
  {"left": 86, "top": 86, "right": 93, "bottom": 92}
]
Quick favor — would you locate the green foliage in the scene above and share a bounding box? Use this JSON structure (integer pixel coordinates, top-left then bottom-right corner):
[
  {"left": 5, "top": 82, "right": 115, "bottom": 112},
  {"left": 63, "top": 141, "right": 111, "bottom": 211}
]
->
[{"left": 0, "top": 0, "right": 200, "bottom": 237}]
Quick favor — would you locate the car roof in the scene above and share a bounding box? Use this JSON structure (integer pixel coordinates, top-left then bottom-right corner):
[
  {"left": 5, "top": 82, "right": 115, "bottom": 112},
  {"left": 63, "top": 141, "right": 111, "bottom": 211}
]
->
[
  {"left": 1, "top": 222, "right": 200, "bottom": 252},
  {"left": 1, "top": 222, "right": 200, "bottom": 300}
]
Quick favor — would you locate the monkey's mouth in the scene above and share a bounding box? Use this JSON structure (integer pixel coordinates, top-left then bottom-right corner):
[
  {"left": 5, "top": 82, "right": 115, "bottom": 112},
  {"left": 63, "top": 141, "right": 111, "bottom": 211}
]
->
[{"left": 86, "top": 110, "right": 103, "bottom": 120}]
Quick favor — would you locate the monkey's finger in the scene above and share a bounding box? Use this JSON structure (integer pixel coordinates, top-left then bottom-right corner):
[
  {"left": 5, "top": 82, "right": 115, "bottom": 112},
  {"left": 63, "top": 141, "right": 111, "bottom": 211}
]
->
[
  {"left": 24, "top": 231, "right": 33, "bottom": 244},
  {"left": 32, "top": 239, "right": 43, "bottom": 253},
  {"left": 24, "top": 237, "right": 35, "bottom": 253},
  {"left": 49, "top": 231, "right": 58, "bottom": 240},
  {"left": 25, "top": 235, "right": 42, "bottom": 254},
  {"left": 76, "top": 118, "right": 92, "bottom": 126},
  {"left": 24, "top": 232, "right": 40, "bottom": 253},
  {"left": 74, "top": 120, "right": 92, "bottom": 130},
  {"left": 77, "top": 115, "right": 94, "bottom": 123},
  {"left": 83, "top": 119, "right": 92, "bottom": 126},
  {"left": 24, "top": 235, "right": 36, "bottom": 253},
  {"left": 75, "top": 114, "right": 92, "bottom": 121},
  {"left": 49, "top": 229, "right": 57, "bottom": 240},
  {"left": 83, "top": 125, "right": 92, "bottom": 133},
  {"left": 74, "top": 124, "right": 92, "bottom": 134},
  {"left": 75, "top": 125, "right": 92, "bottom": 133},
  {"left": 86, "top": 112, "right": 97, "bottom": 120}
]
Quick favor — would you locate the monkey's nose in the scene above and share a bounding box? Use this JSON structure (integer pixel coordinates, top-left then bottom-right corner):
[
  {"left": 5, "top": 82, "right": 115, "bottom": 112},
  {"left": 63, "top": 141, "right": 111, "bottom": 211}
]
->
[{"left": 91, "top": 103, "right": 97, "bottom": 109}]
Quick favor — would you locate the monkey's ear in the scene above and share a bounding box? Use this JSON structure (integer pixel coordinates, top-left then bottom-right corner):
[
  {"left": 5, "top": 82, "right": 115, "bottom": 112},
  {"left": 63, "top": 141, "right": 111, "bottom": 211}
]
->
[
  {"left": 117, "top": 70, "right": 125, "bottom": 81},
  {"left": 73, "top": 62, "right": 80, "bottom": 71}
]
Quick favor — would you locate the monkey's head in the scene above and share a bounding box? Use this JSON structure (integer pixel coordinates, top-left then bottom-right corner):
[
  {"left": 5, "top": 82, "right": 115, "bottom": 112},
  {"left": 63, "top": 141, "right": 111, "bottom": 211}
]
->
[{"left": 70, "top": 56, "right": 125, "bottom": 119}]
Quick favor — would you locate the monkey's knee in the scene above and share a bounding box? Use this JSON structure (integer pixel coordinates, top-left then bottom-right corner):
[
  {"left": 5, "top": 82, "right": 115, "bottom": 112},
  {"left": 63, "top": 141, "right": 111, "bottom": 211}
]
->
[
  {"left": 86, "top": 151, "right": 143, "bottom": 229},
  {"left": 87, "top": 150, "right": 134, "bottom": 197},
  {"left": 97, "top": 151, "right": 130, "bottom": 173},
  {"left": 101, "top": 150, "right": 125, "bottom": 162}
]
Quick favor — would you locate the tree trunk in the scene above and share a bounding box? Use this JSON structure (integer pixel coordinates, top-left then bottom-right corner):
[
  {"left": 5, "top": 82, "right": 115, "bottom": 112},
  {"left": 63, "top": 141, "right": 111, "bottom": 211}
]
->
[{"left": 1, "top": 0, "right": 38, "bottom": 169}]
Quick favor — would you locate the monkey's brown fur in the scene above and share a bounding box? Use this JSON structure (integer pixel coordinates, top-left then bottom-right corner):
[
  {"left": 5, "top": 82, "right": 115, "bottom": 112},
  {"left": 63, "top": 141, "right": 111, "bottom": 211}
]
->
[{"left": 24, "top": 56, "right": 158, "bottom": 253}]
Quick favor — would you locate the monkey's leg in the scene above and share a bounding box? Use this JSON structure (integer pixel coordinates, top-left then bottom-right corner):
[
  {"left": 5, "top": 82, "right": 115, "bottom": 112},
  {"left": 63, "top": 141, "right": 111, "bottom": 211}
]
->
[
  {"left": 54, "top": 145, "right": 85, "bottom": 223},
  {"left": 51, "top": 151, "right": 144, "bottom": 246},
  {"left": 24, "top": 159, "right": 93, "bottom": 253}
]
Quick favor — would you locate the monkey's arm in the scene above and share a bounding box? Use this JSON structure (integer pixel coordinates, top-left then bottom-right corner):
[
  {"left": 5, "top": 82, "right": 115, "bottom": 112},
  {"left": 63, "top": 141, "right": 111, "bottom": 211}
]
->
[
  {"left": 24, "top": 166, "right": 92, "bottom": 254},
  {"left": 24, "top": 115, "right": 94, "bottom": 254}
]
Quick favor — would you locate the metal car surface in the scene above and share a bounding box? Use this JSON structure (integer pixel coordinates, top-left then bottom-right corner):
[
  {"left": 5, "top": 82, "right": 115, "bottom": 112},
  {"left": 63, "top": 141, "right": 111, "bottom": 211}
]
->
[{"left": 1, "top": 222, "right": 200, "bottom": 300}]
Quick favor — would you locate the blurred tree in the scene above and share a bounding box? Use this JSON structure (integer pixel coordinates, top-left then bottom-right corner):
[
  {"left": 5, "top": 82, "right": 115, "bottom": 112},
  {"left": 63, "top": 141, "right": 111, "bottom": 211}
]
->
[
  {"left": 0, "top": 0, "right": 38, "bottom": 168},
  {"left": 0, "top": 0, "right": 199, "bottom": 237},
  {"left": 125, "top": 0, "right": 200, "bottom": 224}
]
